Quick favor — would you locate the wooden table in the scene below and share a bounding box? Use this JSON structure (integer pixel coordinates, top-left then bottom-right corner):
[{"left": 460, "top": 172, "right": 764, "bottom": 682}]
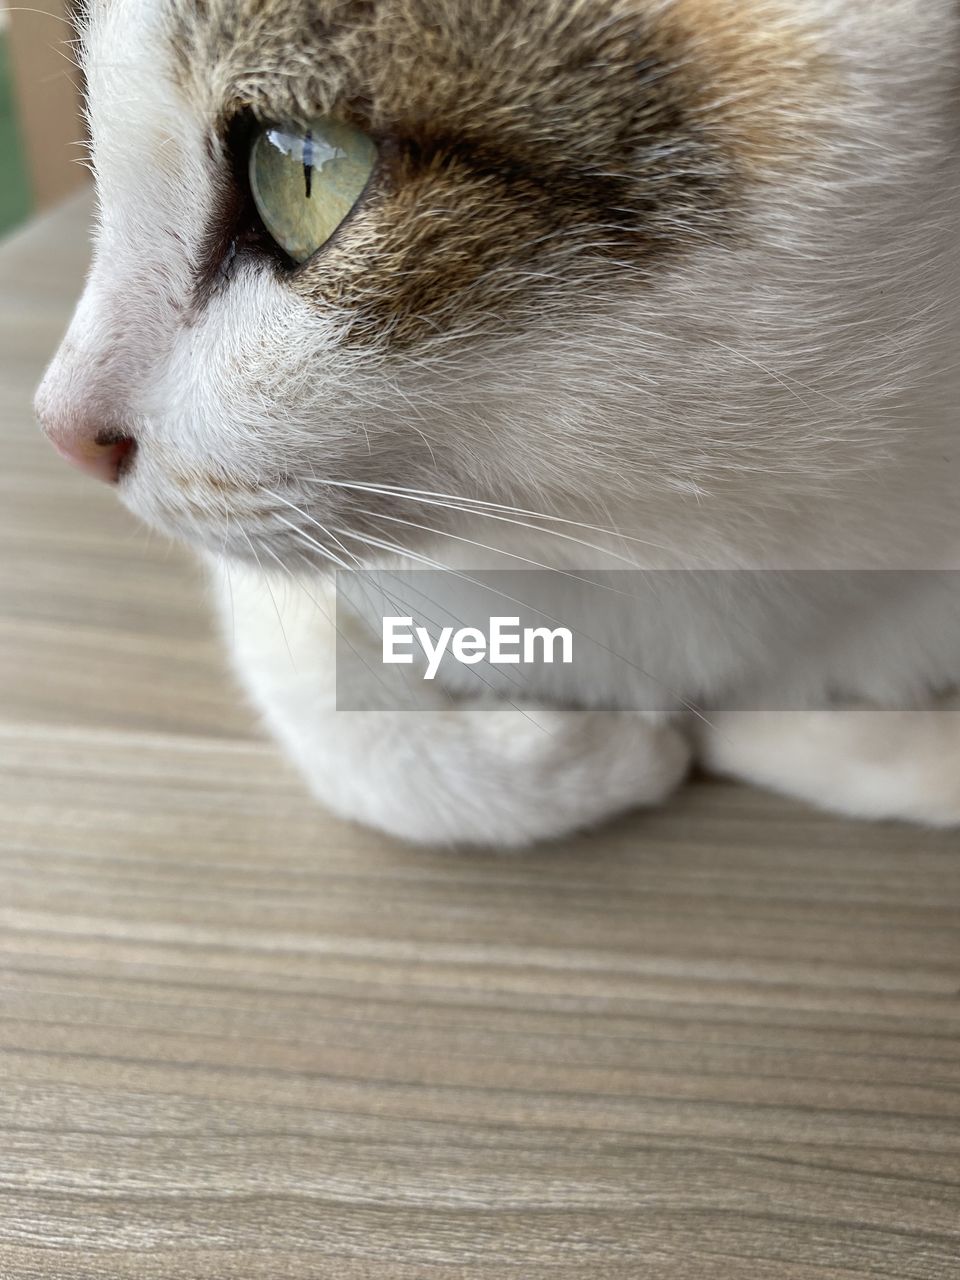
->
[{"left": 1, "top": 193, "right": 958, "bottom": 1279}]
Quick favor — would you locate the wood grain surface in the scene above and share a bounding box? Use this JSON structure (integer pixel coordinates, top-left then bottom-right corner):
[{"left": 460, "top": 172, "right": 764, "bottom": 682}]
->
[{"left": 0, "top": 193, "right": 958, "bottom": 1279}]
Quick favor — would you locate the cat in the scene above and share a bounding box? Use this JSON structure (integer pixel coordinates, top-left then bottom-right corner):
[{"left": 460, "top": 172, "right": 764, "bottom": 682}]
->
[{"left": 35, "top": 0, "right": 960, "bottom": 846}]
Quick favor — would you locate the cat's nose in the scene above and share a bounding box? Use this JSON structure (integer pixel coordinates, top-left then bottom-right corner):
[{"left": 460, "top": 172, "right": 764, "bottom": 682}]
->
[
  {"left": 49, "top": 429, "right": 137, "bottom": 485},
  {"left": 36, "top": 399, "right": 137, "bottom": 485}
]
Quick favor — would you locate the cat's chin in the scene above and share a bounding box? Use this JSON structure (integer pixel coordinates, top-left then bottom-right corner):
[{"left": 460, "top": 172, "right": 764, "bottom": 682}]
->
[
  {"left": 112, "top": 469, "right": 274, "bottom": 565},
  {"left": 114, "top": 469, "right": 411, "bottom": 578}
]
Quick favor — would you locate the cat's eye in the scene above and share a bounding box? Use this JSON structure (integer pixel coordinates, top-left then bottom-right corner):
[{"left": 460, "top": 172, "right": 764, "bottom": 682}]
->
[{"left": 248, "top": 117, "right": 377, "bottom": 265}]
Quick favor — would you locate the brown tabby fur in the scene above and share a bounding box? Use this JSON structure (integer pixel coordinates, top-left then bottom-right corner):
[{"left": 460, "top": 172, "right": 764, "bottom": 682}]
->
[{"left": 170, "top": 0, "right": 828, "bottom": 347}]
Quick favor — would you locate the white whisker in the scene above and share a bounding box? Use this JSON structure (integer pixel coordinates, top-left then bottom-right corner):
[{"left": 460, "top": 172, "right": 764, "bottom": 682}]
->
[
  {"left": 304, "top": 476, "right": 676, "bottom": 558},
  {"left": 238, "top": 526, "right": 298, "bottom": 674}
]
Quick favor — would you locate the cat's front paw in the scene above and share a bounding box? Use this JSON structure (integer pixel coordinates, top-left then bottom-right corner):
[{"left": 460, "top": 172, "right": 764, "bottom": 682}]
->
[
  {"left": 303, "top": 706, "right": 692, "bottom": 848},
  {"left": 698, "top": 701, "right": 960, "bottom": 827}
]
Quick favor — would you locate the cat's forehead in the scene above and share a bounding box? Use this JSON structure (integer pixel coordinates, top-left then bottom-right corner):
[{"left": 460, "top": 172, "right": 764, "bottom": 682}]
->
[
  {"left": 168, "top": 0, "right": 684, "bottom": 132},
  {"left": 90, "top": 0, "right": 823, "bottom": 164}
]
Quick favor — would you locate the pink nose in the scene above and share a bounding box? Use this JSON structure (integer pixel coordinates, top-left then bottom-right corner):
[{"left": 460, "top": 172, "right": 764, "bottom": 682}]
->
[{"left": 47, "top": 428, "right": 137, "bottom": 485}]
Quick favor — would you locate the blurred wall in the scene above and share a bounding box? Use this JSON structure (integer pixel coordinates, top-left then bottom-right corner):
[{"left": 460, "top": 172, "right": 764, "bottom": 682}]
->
[
  {"left": 0, "top": 10, "right": 32, "bottom": 234},
  {"left": 5, "top": 0, "right": 86, "bottom": 213}
]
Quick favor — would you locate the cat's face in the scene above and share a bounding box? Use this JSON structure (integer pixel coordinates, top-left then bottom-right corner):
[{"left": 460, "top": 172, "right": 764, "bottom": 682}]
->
[{"left": 35, "top": 0, "right": 956, "bottom": 567}]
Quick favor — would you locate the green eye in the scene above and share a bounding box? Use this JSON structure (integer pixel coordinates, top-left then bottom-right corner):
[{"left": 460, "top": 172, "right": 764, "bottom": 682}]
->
[{"left": 248, "top": 116, "right": 377, "bottom": 264}]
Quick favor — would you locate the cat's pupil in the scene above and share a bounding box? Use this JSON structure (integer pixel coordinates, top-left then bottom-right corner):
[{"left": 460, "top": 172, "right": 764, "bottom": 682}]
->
[{"left": 303, "top": 130, "right": 314, "bottom": 200}]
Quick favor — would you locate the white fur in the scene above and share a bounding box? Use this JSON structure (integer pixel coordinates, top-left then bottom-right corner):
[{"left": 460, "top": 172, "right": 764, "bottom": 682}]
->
[{"left": 36, "top": 0, "right": 960, "bottom": 845}]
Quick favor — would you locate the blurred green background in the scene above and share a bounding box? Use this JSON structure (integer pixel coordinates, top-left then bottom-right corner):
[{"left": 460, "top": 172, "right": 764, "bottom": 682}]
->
[{"left": 0, "top": 21, "right": 33, "bottom": 237}]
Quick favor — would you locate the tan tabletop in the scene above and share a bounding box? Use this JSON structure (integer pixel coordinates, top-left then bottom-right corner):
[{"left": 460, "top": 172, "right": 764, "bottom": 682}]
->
[{"left": 0, "top": 192, "right": 958, "bottom": 1280}]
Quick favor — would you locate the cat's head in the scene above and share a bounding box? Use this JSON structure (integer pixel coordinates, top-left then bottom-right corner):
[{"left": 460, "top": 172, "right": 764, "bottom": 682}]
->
[{"left": 35, "top": 0, "right": 957, "bottom": 568}]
